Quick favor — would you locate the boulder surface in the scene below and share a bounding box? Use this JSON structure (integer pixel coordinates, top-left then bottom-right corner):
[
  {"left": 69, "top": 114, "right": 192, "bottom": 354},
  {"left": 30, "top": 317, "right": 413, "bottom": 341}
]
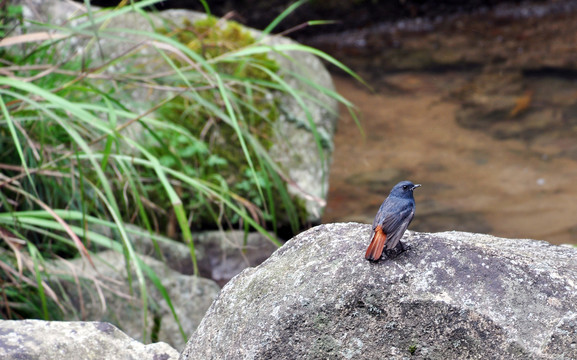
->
[
  {"left": 180, "top": 222, "right": 577, "bottom": 359},
  {"left": 0, "top": 320, "right": 178, "bottom": 360}
]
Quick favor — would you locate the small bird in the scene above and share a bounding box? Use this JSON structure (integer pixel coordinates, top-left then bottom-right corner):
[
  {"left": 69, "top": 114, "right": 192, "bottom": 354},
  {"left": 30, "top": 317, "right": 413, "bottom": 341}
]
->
[{"left": 365, "top": 180, "right": 421, "bottom": 261}]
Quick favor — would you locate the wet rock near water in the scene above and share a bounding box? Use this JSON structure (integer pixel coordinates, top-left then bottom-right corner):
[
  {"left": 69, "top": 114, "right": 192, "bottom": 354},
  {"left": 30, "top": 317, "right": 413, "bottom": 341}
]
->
[
  {"left": 180, "top": 222, "right": 577, "bottom": 360},
  {"left": 307, "top": 0, "right": 577, "bottom": 73},
  {"left": 0, "top": 320, "right": 179, "bottom": 360}
]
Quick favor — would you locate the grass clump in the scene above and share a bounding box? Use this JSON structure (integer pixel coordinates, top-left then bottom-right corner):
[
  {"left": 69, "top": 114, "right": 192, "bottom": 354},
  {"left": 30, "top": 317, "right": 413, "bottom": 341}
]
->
[
  {"left": 0, "top": 0, "right": 360, "bottom": 341},
  {"left": 152, "top": 15, "right": 291, "bottom": 230}
]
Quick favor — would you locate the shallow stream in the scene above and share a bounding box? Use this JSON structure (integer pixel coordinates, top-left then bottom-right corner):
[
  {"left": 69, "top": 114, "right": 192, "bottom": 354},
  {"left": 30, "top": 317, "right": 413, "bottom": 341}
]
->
[
  {"left": 323, "top": 70, "right": 577, "bottom": 245},
  {"left": 314, "top": 0, "right": 577, "bottom": 246}
]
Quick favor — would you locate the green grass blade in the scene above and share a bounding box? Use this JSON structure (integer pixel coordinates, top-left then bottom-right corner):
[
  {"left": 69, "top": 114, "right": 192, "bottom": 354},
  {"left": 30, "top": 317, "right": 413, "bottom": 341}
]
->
[
  {"left": 137, "top": 258, "right": 187, "bottom": 342},
  {"left": 26, "top": 243, "right": 49, "bottom": 320},
  {"left": 123, "top": 137, "right": 199, "bottom": 275},
  {"left": 0, "top": 94, "right": 35, "bottom": 189},
  {"left": 261, "top": 0, "right": 308, "bottom": 35}
]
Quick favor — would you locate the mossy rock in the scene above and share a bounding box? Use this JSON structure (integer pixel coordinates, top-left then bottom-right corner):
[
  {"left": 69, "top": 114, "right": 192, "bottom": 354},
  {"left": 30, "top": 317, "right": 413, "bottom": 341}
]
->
[{"left": 15, "top": 1, "right": 339, "bottom": 233}]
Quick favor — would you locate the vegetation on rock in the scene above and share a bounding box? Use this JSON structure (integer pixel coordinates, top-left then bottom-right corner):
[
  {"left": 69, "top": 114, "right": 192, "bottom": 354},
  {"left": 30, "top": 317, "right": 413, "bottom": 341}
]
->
[{"left": 0, "top": 0, "right": 358, "bottom": 341}]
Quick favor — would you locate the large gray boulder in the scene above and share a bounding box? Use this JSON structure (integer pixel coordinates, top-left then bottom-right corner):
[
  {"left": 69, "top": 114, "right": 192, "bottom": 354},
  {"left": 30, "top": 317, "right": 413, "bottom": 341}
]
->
[
  {"left": 0, "top": 320, "right": 178, "bottom": 360},
  {"left": 180, "top": 222, "right": 577, "bottom": 359}
]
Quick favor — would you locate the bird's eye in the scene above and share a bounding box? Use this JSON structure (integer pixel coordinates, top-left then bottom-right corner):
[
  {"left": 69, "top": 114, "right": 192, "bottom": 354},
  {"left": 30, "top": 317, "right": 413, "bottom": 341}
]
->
[{"left": 402, "top": 185, "right": 408, "bottom": 190}]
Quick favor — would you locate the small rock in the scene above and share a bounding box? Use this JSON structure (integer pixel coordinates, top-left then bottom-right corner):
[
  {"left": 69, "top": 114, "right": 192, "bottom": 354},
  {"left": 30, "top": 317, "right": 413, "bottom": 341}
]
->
[
  {"left": 195, "top": 231, "right": 280, "bottom": 286},
  {"left": 0, "top": 320, "right": 178, "bottom": 360}
]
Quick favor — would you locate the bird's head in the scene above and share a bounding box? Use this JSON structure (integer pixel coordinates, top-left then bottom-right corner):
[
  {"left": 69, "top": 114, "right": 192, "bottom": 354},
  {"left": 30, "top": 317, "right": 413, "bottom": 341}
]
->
[{"left": 390, "top": 180, "right": 421, "bottom": 198}]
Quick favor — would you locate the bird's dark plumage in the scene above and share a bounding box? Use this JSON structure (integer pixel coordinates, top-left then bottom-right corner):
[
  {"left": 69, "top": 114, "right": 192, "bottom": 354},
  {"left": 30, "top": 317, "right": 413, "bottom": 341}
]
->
[{"left": 365, "top": 180, "right": 420, "bottom": 261}]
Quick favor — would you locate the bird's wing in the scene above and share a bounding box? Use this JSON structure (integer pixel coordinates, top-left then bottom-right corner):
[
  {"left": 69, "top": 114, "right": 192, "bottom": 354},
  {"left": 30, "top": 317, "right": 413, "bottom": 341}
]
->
[
  {"left": 372, "top": 203, "right": 385, "bottom": 229},
  {"left": 381, "top": 206, "right": 415, "bottom": 250}
]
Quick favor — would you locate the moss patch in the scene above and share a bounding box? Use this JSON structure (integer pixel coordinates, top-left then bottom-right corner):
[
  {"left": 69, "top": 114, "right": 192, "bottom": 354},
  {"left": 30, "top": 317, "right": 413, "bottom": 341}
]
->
[{"left": 150, "top": 16, "right": 308, "bottom": 230}]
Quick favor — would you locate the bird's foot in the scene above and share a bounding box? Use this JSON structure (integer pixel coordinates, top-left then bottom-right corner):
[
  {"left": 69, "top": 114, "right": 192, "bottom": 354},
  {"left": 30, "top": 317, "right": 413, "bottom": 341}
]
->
[
  {"left": 384, "top": 241, "right": 410, "bottom": 259},
  {"left": 401, "top": 242, "right": 412, "bottom": 252}
]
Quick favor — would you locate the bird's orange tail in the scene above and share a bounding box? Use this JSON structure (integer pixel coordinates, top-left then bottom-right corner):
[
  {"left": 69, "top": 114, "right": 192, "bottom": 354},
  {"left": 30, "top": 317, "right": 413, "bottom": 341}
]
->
[{"left": 365, "top": 226, "right": 387, "bottom": 261}]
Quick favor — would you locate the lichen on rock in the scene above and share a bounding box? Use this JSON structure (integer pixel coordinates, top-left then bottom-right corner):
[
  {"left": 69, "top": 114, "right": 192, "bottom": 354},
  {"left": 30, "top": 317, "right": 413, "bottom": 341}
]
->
[{"left": 180, "top": 222, "right": 577, "bottom": 359}]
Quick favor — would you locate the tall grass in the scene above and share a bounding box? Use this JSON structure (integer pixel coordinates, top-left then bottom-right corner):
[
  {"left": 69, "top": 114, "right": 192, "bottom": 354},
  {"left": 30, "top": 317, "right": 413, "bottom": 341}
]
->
[{"left": 0, "top": 0, "right": 359, "bottom": 341}]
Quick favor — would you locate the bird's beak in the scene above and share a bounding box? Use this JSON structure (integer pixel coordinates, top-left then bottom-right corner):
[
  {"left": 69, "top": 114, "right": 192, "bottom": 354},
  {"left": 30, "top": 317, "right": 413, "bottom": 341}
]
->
[{"left": 412, "top": 184, "right": 422, "bottom": 190}]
